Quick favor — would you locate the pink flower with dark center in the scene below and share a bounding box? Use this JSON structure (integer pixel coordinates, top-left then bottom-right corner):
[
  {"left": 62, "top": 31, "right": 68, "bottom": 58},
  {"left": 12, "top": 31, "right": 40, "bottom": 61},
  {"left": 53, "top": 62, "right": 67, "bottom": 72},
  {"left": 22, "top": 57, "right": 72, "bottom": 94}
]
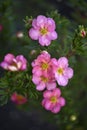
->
[
  {"left": 0, "top": 53, "right": 27, "bottom": 71},
  {"left": 32, "top": 73, "right": 56, "bottom": 91},
  {"left": 42, "top": 88, "right": 66, "bottom": 113},
  {"left": 29, "top": 15, "right": 58, "bottom": 46},
  {"left": 52, "top": 57, "right": 73, "bottom": 86},
  {"left": 11, "top": 92, "right": 27, "bottom": 105}
]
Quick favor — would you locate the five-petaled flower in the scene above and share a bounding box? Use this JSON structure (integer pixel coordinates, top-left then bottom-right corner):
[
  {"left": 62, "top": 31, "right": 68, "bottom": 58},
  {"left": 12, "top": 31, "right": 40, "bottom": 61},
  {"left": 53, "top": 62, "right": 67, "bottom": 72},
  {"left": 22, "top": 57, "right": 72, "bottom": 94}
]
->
[
  {"left": 52, "top": 57, "right": 73, "bottom": 86},
  {"left": 32, "top": 73, "right": 56, "bottom": 91},
  {"left": 42, "top": 88, "right": 66, "bottom": 113},
  {"left": 29, "top": 15, "right": 58, "bottom": 46},
  {"left": 0, "top": 53, "right": 27, "bottom": 71}
]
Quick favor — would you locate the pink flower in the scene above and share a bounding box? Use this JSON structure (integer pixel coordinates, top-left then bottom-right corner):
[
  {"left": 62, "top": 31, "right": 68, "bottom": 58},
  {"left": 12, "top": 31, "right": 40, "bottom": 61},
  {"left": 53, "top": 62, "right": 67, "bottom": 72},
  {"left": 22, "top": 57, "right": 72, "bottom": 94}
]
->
[
  {"left": 52, "top": 57, "right": 74, "bottom": 86},
  {"left": 32, "top": 73, "right": 56, "bottom": 91},
  {"left": 32, "top": 51, "right": 56, "bottom": 91},
  {"left": 0, "top": 53, "right": 27, "bottom": 71},
  {"left": 11, "top": 92, "right": 27, "bottom": 105},
  {"left": 42, "top": 88, "right": 66, "bottom": 113},
  {"left": 29, "top": 15, "right": 58, "bottom": 46},
  {"left": 32, "top": 51, "right": 53, "bottom": 76}
]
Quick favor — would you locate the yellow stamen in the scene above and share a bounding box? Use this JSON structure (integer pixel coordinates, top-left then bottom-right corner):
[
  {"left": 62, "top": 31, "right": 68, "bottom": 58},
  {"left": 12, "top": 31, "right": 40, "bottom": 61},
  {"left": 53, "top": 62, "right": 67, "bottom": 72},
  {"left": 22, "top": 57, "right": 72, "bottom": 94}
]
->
[
  {"left": 41, "top": 76, "right": 48, "bottom": 83},
  {"left": 50, "top": 96, "right": 57, "bottom": 103},
  {"left": 57, "top": 68, "right": 63, "bottom": 75},
  {"left": 41, "top": 62, "right": 49, "bottom": 70},
  {"left": 40, "top": 28, "right": 48, "bottom": 35}
]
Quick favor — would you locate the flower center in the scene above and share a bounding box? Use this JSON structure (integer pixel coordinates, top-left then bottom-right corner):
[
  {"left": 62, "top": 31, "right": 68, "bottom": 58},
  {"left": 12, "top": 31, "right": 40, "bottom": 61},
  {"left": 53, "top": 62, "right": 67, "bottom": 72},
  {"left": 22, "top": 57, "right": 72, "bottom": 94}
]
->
[
  {"left": 50, "top": 96, "right": 57, "bottom": 103},
  {"left": 57, "top": 68, "right": 64, "bottom": 75},
  {"left": 17, "top": 95, "right": 24, "bottom": 101},
  {"left": 40, "top": 27, "right": 48, "bottom": 35},
  {"left": 41, "top": 76, "right": 48, "bottom": 83},
  {"left": 41, "top": 62, "right": 49, "bottom": 70}
]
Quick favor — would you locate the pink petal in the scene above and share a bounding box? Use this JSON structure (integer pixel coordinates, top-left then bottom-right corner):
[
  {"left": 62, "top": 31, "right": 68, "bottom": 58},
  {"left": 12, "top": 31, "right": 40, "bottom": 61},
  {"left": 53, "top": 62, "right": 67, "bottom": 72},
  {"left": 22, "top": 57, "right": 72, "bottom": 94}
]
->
[
  {"left": 29, "top": 28, "right": 40, "bottom": 40},
  {"left": 32, "top": 66, "right": 42, "bottom": 76},
  {"left": 46, "top": 18, "right": 56, "bottom": 31},
  {"left": 4, "top": 53, "right": 15, "bottom": 63},
  {"left": 56, "top": 74, "right": 68, "bottom": 86},
  {"left": 32, "top": 18, "right": 38, "bottom": 29},
  {"left": 52, "top": 88, "right": 61, "bottom": 97},
  {"left": 32, "top": 75, "right": 41, "bottom": 84},
  {"left": 50, "top": 31, "right": 58, "bottom": 40},
  {"left": 36, "top": 15, "right": 47, "bottom": 28},
  {"left": 0, "top": 62, "right": 8, "bottom": 69},
  {"left": 16, "top": 55, "right": 27, "bottom": 70},
  {"left": 36, "top": 82, "right": 46, "bottom": 91},
  {"left": 51, "top": 104, "right": 61, "bottom": 113},
  {"left": 43, "top": 90, "right": 52, "bottom": 98},
  {"left": 39, "top": 35, "right": 51, "bottom": 46},
  {"left": 59, "top": 97, "right": 66, "bottom": 106},
  {"left": 58, "top": 57, "right": 68, "bottom": 68},
  {"left": 44, "top": 100, "right": 52, "bottom": 110},
  {"left": 46, "top": 82, "right": 56, "bottom": 90},
  {"left": 64, "top": 67, "right": 74, "bottom": 79}
]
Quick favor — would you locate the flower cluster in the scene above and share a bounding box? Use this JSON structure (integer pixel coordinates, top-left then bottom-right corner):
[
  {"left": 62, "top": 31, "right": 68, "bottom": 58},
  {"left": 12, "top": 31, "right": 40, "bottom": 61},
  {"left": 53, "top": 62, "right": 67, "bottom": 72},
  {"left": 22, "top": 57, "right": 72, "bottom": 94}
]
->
[
  {"left": 31, "top": 51, "right": 73, "bottom": 113},
  {"left": 0, "top": 15, "right": 74, "bottom": 114}
]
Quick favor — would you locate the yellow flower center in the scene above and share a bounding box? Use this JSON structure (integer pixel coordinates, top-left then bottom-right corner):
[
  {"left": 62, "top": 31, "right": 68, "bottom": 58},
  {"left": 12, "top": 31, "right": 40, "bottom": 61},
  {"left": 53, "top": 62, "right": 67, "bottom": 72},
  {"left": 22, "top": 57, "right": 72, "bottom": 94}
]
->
[
  {"left": 41, "top": 76, "right": 48, "bottom": 83},
  {"left": 41, "top": 62, "right": 49, "bottom": 70},
  {"left": 50, "top": 96, "right": 57, "bottom": 103},
  {"left": 40, "top": 28, "right": 48, "bottom": 35},
  {"left": 57, "top": 68, "right": 64, "bottom": 75}
]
